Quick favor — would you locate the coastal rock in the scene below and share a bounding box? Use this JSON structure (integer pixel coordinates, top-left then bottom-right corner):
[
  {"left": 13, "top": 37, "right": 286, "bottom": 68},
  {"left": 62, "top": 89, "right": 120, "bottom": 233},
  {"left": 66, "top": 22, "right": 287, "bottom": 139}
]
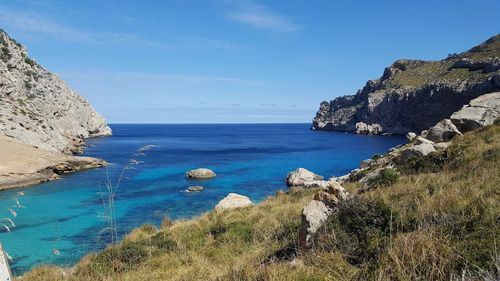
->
[
  {"left": 355, "top": 122, "right": 383, "bottom": 135},
  {"left": 298, "top": 182, "right": 350, "bottom": 249},
  {"left": 0, "top": 29, "right": 111, "bottom": 154},
  {"left": 399, "top": 142, "right": 436, "bottom": 162},
  {"left": 286, "top": 168, "right": 324, "bottom": 187},
  {"left": 303, "top": 180, "right": 331, "bottom": 189},
  {"left": 0, "top": 135, "right": 106, "bottom": 190},
  {"left": 297, "top": 200, "right": 332, "bottom": 249},
  {"left": 312, "top": 35, "right": 500, "bottom": 135},
  {"left": 406, "top": 132, "right": 417, "bottom": 142},
  {"left": 186, "top": 186, "right": 204, "bottom": 192},
  {"left": 214, "top": 193, "right": 253, "bottom": 211},
  {"left": 186, "top": 168, "right": 216, "bottom": 179},
  {"left": 450, "top": 92, "right": 500, "bottom": 132},
  {"left": 422, "top": 119, "right": 462, "bottom": 142},
  {"left": 359, "top": 159, "right": 372, "bottom": 169}
]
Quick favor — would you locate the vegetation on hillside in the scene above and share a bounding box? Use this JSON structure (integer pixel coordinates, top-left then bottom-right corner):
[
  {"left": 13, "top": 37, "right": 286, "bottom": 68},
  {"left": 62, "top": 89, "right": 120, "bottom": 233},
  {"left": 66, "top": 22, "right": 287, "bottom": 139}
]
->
[
  {"left": 377, "top": 34, "right": 499, "bottom": 90},
  {"left": 22, "top": 123, "right": 500, "bottom": 281}
]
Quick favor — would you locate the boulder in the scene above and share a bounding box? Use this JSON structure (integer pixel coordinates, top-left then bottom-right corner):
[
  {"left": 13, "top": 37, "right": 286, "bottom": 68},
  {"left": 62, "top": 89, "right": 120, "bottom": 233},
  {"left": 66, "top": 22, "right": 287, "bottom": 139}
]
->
[
  {"left": 398, "top": 142, "right": 436, "bottom": 162},
  {"left": 359, "top": 159, "right": 372, "bottom": 169},
  {"left": 297, "top": 200, "right": 332, "bottom": 249},
  {"left": 355, "top": 122, "right": 383, "bottom": 135},
  {"left": 422, "top": 119, "right": 462, "bottom": 142},
  {"left": 313, "top": 181, "right": 350, "bottom": 204},
  {"left": 286, "top": 168, "right": 323, "bottom": 187},
  {"left": 406, "top": 132, "right": 417, "bottom": 142},
  {"left": 298, "top": 182, "right": 350, "bottom": 249},
  {"left": 433, "top": 142, "right": 452, "bottom": 151},
  {"left": 450, "top": 92, "right": 500, "bottom": 132},
  {"left": 186, "top": 168, "right": 216, "bottom": 179},
  {"left": 186, "top": 186, "right": 204, "bottom": 192},
  {"left": 303, "top": 180, "right": 331, "bottom": 189},
  {"left": 214, "top": 193, "right": 253, "bottom": 211}
]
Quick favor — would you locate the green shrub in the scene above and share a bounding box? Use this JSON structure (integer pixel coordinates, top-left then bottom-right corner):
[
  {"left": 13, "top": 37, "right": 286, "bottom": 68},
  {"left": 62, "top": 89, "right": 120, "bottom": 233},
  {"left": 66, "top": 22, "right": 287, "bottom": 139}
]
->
[
  {"left": 93, "top": 243, "right": 150, "bottom": 274},
  {"left": 400, "top": 151, "right": 450, "bottom": 174},
  {"left": 24, "top": 57, "right": 36, "bottom": 67},
  {"left": 315, "top": 198, "right": 397, "bottom": 266},
  {"left": 368, "top": 168, "right": 400, "bottom": 187}
]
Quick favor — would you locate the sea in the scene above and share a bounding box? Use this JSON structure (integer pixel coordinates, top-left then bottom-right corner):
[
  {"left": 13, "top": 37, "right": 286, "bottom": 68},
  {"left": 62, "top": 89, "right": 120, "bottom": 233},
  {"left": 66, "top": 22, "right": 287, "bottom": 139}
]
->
[{"left": 0, "top": 124, "right": 405, "bottom": 275}]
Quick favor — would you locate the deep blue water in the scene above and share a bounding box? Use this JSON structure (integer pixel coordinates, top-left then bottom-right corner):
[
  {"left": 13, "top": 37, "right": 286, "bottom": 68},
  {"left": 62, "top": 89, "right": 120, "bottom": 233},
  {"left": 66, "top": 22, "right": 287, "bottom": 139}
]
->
[{"left": 0, "top": 124, "right": 404, "bottom": 275}]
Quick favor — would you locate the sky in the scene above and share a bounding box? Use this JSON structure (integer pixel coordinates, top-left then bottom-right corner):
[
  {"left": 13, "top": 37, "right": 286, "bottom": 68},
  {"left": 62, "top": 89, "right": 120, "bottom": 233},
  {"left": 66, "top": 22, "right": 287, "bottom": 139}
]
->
[{"left": 0, "top": 0, "right": 499, "bottom": 124}]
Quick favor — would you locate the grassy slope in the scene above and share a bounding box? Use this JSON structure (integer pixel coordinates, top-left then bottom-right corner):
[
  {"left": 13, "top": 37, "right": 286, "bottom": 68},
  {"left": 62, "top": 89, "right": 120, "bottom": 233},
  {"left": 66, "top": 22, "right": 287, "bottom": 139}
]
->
[
  {"left": 23, "top": 124, "right": 500, "bottom": 281},
  {"left": 379, "top": 35, "right": 499, "bottom": 90}
]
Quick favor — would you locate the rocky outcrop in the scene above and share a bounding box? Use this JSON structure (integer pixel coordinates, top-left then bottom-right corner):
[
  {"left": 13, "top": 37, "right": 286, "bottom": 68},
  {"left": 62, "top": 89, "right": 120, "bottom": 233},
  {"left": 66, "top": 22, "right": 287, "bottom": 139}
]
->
[
  {"left": 298, "top": 181, "right": 350, "bottom": 249},
  {"left": 214, "top": 193, "right": 253, "bottom": 211},
  {"left": 0, "top": 29, "right": 111, "bottom": 154},
  {"left": 286, "top": 168, "right": 324, "bottom": 187},
  {"left": 421, "top": 119, "right": 462, "bottom": 142},
  {"left": 186, "top": 168, "right": 216, "bottom": 179},
  {"left": 450, "top": 92, "right": 500, "bottom": 132},
  {"left": 0, "top": 135, "right": 106, "bottom": 190},
  {"left": 313, "top": 34, "right": 500, "bottom": 135}
]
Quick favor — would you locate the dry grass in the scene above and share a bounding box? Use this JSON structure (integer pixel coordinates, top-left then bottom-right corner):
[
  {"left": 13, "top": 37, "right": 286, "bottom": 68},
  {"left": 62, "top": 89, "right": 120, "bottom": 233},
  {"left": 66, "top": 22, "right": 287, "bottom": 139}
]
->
[{"left": 21, "top": 124, "right": 500, "bottom": 281}]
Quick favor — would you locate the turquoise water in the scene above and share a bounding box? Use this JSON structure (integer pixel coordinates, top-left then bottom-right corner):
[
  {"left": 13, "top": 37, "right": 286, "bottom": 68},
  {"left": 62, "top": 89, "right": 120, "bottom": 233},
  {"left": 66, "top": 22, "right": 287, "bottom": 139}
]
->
[{"left": 0, "top": 124, "right": 404, "bottom": 275}]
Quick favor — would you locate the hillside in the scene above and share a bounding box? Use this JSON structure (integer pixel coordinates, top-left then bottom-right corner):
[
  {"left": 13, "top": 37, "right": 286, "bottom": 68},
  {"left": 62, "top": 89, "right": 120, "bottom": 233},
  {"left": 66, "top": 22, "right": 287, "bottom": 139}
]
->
[
  {"left": 21, "top": 119, "right": 500, "bottom": 280},
  {"left": 313, "top": 34, "right": 500, "bottom": 135},
  {"left": 0, "top": 29, "right": 111, "bottom": 154}
]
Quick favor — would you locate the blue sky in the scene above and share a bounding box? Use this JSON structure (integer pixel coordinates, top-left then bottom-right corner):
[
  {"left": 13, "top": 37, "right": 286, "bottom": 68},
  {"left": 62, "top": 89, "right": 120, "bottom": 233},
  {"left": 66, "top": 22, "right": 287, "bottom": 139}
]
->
[{"left": 0, "top": 0, "right": 499, "bottom": 123}]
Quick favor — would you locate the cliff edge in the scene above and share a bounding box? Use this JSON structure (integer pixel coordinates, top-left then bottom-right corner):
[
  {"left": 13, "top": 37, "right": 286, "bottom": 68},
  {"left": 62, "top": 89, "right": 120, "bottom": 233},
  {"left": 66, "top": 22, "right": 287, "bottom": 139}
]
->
[
  {"left": 313, "top": 34, "right": 500, "bottom": 135},
  {"left": 0, "top": 28, "right": 111, "bottom": 154},
  {"left": 0, "top": 29, "right": 111, "bottom": 189}
]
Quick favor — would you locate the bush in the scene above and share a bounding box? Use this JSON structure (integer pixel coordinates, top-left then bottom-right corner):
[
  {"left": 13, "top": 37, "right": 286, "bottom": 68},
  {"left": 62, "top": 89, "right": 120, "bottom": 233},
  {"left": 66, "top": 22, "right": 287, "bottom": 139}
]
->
[
  {"left": 400, "top": 151, "right": 450, "bottom": 174},
  {"left": 315, "top": 197, "right": 397, "bottom": 266},
  {"left": 368, "top": 168, "right": 399, "bottom": 188}
]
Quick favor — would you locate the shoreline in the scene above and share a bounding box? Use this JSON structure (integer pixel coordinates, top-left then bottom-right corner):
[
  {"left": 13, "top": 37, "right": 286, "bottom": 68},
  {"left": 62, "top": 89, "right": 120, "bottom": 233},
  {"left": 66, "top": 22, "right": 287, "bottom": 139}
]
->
[{"left": 0, "top": 135, "right": 107, "bottom": 191}]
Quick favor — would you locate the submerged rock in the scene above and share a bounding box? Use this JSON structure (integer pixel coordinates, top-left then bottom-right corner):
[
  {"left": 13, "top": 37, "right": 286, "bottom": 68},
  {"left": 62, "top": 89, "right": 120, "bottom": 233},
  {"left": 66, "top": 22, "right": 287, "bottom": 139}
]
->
[
  {"left": 215, "top": 193, "right": 253, "bottom": 211},
  {"left": 186, "top": 186, "right": 204, "bottom": 192},
  {"left": 186, "top": 168, "right": 216, "bottom": 179},
  {"left": 286, "top": 168, "right": 324, "bottom": 187}
]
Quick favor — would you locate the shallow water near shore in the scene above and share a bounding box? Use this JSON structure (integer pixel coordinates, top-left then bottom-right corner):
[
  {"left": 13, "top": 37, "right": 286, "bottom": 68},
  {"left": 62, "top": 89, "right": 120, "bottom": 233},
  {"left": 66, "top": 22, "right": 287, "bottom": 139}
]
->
[{"left": 0, "top": 124, "right": 404, "bottom": 275}]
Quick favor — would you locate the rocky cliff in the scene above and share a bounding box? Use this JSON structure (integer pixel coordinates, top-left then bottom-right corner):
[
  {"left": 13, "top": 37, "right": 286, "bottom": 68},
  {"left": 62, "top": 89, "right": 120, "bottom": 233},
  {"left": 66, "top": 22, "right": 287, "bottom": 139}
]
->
[
  {"left": 313, "top": 34, "right": 500, "bottom": 135},
  {"left": 0, "top": 28, "right": 111, "bottom": 154}
]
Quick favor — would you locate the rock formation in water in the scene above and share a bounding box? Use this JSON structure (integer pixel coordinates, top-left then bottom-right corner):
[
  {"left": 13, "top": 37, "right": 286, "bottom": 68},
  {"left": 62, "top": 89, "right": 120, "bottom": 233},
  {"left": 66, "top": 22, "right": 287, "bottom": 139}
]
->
[
  {"left": 313, "top": 34, "right": 500, "bottom": 135},
  {"left": 0, "top": 28, "right": 111, "bottom": 154}
]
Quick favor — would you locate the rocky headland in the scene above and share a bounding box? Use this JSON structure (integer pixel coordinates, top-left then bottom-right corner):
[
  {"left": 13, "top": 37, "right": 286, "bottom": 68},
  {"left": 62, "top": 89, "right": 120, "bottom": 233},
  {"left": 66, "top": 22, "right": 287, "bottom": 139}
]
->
[
  {"left": 0, "top": 29, "right": 111, "bottom": 189},
  {"left": 313, "top": 34, "right": 500, "bottom": 135}
]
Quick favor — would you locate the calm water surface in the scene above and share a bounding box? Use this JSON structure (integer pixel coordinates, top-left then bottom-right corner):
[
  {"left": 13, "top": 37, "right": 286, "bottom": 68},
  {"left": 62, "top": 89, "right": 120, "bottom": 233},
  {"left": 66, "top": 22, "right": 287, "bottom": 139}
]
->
[{"left": 0, "top": 124, "right": 404, "bottom": 275}]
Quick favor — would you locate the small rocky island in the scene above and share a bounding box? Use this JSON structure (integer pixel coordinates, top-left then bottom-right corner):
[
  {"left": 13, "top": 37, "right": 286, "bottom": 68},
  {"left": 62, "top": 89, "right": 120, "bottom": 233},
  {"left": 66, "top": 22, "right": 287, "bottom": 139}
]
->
[{"left": 0, "top": 29, "right": 111, "bottom": 189}]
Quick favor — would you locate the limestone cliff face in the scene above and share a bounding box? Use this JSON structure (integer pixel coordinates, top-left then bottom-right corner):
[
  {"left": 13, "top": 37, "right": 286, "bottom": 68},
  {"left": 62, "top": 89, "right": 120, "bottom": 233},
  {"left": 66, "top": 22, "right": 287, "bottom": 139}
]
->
[
  {"left": 0, "top": 29, "right": 111, "bottom": 154},
  {"left": 313, "top": 34, "right": 500, "bottom": 135}
]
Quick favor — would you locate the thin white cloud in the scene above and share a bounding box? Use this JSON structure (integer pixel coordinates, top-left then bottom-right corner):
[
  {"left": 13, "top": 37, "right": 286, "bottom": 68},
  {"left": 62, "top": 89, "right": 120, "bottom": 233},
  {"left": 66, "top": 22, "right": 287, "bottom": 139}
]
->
[
  {"left": 222, "top": 1, "right": 300, "bottom": 32},
  {"left": 0, "top": 8, "right": 97, "bottom": 44},
  {"left": 0, "top": 6, "right": 244, "bottom": 50},
  {"left": 60, "top": 69, "right": 270, "bottom": 87}
]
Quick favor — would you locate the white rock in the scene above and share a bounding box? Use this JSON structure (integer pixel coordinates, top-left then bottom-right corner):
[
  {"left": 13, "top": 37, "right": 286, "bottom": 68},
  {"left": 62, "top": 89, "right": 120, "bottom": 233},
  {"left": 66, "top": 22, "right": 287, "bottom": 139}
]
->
[
  {"left": 298, "top": 200, "right": 332, "bottom": 248},
  {"left": 286, "top": 168, "right": 323, "bottom": 187},
  {"left": 451, "top": 92, "right": 500, "bottom": 132},
  {"left": 406, "top": 132, "right": 417, "bottom": 142},
  {"left": 186, "top": 168, "right": 216, "bottom": 179},
  {"left": 214, "top": 193, "right": 253, "bottom": 211}
]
